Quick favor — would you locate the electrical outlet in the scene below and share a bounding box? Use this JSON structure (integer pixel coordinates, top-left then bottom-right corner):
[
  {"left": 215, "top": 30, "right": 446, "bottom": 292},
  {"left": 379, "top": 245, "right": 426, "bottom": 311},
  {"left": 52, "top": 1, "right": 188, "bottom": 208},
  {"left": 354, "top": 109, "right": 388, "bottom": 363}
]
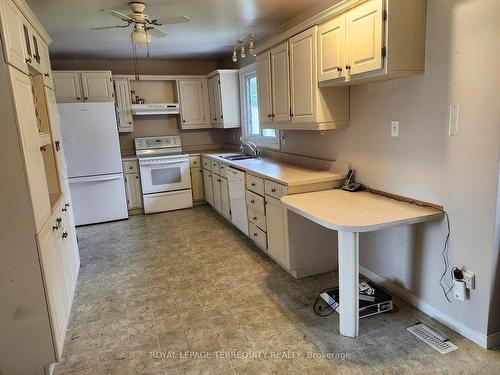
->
[
  {"left": 461, "top": 268, "right": 475, "bottom": 289},
  {"left": 391, "top": 121, "right": 399, "bottom": 137}
]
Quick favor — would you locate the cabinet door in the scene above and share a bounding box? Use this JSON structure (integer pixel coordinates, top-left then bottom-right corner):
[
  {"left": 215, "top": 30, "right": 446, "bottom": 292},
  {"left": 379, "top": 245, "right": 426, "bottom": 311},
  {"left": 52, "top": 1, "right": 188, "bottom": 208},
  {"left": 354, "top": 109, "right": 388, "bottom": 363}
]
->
[
  {"left": 0, "top": 0, "right": 28, "bottom": 73},
  {"left": 265, "top": 195, "right": 287, "bottom": 266},
  {"left": 203, "top": 169, "right": 214, "bottom": 206},
  {"left": 61, "top": 193, "right": 79, "bottom": 293},
  {"left": 220, "top": 177, "right": 231, "bottom": 220},
  {"left": 191, "top": 167, "right": 204, "bottom": 202},
  {"left": 256, "top": 51, "right": 273, "bottom": 123},
  {"left": 37, "top": 219, "right": 68, "bottom": 359},
  {"left": 45, "top": 87, "right": 68, "bottom": 193},
  {"left": 346, "top": 0, "right": 384, "bottom": 76},
  {"left": 178, "top": 79, "right": 209, "bottom": 127},
  {"left": 318, "top": 15, "right": 346, "bottom": 82},
  {"left": 53, "top": 72, "right": 83, "bottom": 102},
  {"left": 207, "top": 76, "right": 218, "bottom": 123},
  {"left": 212, "top": 175, "right": 222, "bottom": 213},
  {"left": 28, "top": 26, "right": 42, "bottom": 72},
  {"left": 270, "top": 42, "right": 290, "bottom": 123},
  {"left": 114, "top": 78, "right": 134, "bottom": 133},
  {"left": 80, "top": 72, "right": 114, "bottom": 102},
  {"left": 289, "top": 26, "right": 317, "bottom": 124},
  {"left": 39, "top": 40, "right": 54, "bottom": 89},
  {"left": 124, "top": 173, "right": 143, "bottom": 209},
  {"left": 10, "top": 67, "right": 51, "bottom": 231}
]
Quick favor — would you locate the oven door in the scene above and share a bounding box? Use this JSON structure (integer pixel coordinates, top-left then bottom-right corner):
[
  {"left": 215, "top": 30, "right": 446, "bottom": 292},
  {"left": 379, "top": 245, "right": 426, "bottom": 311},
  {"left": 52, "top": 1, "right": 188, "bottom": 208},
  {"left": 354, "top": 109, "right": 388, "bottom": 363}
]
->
[{"left": 139, "top": 157, "right": 191, "bottom": 194}]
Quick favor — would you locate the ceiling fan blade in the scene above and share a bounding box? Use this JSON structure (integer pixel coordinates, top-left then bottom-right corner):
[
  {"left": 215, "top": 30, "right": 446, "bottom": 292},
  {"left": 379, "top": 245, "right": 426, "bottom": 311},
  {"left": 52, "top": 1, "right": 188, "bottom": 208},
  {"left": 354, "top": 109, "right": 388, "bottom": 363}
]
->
[
  {"left": 153, "top": 16, "right": 190, "bottom": 25},
  {"left": 147, "top": 26, "right": 168, "bottom": 38},
  {"left": 90, "top": 25, "right": 130, "bottom": 30},
  {"left": 101, "top": 8, "right": 134, "bottom": 22}
]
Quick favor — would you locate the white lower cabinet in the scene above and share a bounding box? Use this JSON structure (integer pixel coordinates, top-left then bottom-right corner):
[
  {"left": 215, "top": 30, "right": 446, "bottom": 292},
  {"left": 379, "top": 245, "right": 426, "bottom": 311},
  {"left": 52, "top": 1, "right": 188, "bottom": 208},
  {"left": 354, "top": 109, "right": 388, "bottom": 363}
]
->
[
  {"left": 191, "top": 167, "right": 204, "bottom": 202},
  {"left": 265, "top": 195, "right": 287, "bottom": 267},
  {"left": 37, "top": 193, "right": 79, "bottom": 360},
  {"left": 220, "top": 177, "right": 231, "bottom": 220},
  {"left": 124, "top": 173, "right": 143, "bottom": 210},
  {"left": 212, "top": 174, "right": 222, "bottom": 213},
  {"left": 203, "top": 168, "right": 214, "bottom": 206}
]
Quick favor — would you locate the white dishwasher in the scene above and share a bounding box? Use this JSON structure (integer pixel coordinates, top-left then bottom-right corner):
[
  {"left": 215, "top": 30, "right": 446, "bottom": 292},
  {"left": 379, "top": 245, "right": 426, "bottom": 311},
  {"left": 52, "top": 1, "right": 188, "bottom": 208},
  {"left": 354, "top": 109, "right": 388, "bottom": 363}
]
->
[{"left": 227, "top": 167, "right": 248, "bottom": 235}]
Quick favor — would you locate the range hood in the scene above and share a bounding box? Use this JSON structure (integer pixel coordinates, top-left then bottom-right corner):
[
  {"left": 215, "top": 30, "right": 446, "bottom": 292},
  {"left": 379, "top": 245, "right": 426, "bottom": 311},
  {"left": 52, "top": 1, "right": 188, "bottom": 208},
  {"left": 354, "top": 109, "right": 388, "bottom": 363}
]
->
[{"left": 132, "top": 103, "right": 180, "bottom": 116}]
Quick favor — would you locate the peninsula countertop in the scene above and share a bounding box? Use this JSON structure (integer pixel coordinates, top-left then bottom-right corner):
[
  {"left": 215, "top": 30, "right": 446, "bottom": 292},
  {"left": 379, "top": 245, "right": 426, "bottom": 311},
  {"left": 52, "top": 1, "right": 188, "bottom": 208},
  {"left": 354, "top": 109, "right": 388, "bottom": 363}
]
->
[
  {"left": 202, "top": 152, "right": 347, "bottom": 188},
  {"left": 281, "top": 189, "right": 444, "bottom": 233}
]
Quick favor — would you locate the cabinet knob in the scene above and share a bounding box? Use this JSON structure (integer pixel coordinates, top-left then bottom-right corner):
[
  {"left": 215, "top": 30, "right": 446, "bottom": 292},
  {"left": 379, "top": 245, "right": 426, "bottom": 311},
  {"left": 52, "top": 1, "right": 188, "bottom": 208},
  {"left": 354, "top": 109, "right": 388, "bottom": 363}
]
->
[
  {"left": 271, "top": 188, "right": 276, "bottom": 192},
  {"left": 62, "top": 232, "right": 68, "bottom": 239},
  {"left": 253, "top": 217, "right": 257, "bottom": 220},
  {"left": 77, "top": 97, "right": 81, "bottom": 101},
  {"left": 346, "top": 65, "right": 351, "bottom": 70},
  {"left": 182, "top": 120, "right": 186, "bottom": 123},
  {"left": 25, "top": 57, "right": 32, "bottom": 63},
  {"left": 55, "top": 140, "right": 61, "bottom": 151},
  {"left": 267, "top": 114, "right": 272, "bottom": 118},
  {"left": 40, "top": 146, "right": 46, "bottom": 152},
  {"left": 128, "top": 121, "right": 132, "bottom": 124},
  {"left": 65, "top": 203, "right": 70, "bottom": 208},
  {"left": 253, "top": 233, "right": 258, "bottom": 237},
  {"left": 62, "top": 207, "right": 67, "bottom": 212},
  {"left": 251, "top": 183, "right": 255, "bottom": 187},
  {"left": 336, "top": 66, "right": 343, "bottom": 72},
  {"left": 250, "top": 199, "right": 255, "bottom": 203},
  {"left": 84, "top": 96, "right": 88, "bottom": 100},
  {"left": 213, "top": 118, "right": 217, "bottom": 121},
  {"left": 44, "top": 73, "right": 50, "bottom": 77}
]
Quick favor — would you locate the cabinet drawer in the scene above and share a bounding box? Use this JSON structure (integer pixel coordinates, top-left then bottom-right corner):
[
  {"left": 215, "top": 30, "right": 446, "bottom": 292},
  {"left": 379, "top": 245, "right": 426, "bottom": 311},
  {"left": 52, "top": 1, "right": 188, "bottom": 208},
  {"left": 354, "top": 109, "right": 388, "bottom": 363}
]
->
[
  {"left": 189, "top": 155, "right": 201, "bottom": 168},
  {"left": 246, "top": 190, "right": 265, "bottom": 214},
  {"left": 202, "top": 157, "right": 212, "bottom": 171},
  {"left": 218, "top": 163, "right": 228, "bottom": 178},
  {"left": 248, "top": 222, "right": 267, "bottom": 250},
  {"left": 211, "top": 160, "right": 220, "bottom": 175},
  {"left": 246, "top": 174, "right": 265, "bottom": 195},
  {"left": 122, "top": 160, "right": 138, "bottom": 173},
  {"left": 265, "top": 180, "right": 288, "bottom": 199},
  {"left": 248, "top": 208, "right": 266, "bottom": 232}
]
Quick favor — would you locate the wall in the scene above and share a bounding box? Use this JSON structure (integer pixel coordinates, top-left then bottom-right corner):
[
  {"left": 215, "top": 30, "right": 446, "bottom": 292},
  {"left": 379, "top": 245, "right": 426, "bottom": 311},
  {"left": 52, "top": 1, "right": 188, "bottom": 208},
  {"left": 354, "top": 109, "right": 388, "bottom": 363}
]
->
[
  {"left": 51, "top": 59, "right": 236, "bottom": 155},
  {"left": 275, "top": 0, "right": 500, "bottom": 339}
]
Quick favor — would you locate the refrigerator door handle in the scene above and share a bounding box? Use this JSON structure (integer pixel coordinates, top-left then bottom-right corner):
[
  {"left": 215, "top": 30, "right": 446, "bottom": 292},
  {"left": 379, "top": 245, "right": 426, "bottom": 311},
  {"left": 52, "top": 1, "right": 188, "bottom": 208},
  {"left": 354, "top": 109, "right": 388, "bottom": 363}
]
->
[{"left": 69, "top": 174, "right": 123, "bottom": 184}]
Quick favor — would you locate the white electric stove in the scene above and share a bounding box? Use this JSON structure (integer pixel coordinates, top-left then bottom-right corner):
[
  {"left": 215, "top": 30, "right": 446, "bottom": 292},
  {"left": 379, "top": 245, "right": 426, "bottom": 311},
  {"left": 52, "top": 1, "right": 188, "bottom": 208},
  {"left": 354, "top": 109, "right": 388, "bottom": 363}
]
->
[{"left": 135, "top": 136, "right": 193, "bottom": 214}]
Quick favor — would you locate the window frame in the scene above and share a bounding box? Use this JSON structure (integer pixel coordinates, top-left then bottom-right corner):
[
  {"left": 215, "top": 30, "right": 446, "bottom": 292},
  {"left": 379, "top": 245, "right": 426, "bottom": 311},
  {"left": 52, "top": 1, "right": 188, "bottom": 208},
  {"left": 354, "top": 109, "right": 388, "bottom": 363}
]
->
[{"left": 239, "top": 63, "right": 280, "bottom": 150}]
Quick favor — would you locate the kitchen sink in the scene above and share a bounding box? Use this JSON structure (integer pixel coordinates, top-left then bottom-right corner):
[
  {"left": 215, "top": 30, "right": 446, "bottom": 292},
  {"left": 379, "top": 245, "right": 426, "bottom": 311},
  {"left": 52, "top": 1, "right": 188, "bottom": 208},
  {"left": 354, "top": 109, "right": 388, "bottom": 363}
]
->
[{"left": 220, "top": 154, "right": 257, "bottom": 161}]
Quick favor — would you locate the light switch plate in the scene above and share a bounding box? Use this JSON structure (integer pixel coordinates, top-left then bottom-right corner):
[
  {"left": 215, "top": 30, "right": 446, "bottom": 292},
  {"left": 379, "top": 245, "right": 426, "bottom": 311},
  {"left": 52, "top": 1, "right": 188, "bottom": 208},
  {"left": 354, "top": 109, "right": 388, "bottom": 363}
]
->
[
  {"left": 449, "top": 104, "right": 459, "bottom": 136},
  {"left": 391, "top": 121, "right": 399, "bottom": 137}
]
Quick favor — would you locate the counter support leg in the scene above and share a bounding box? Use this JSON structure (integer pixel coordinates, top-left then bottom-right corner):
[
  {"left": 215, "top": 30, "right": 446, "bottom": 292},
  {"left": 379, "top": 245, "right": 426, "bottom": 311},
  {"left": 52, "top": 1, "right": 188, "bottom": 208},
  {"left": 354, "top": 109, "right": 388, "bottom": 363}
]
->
[{"left": 338, "top": 231, "right": 359, "bottom": 337}]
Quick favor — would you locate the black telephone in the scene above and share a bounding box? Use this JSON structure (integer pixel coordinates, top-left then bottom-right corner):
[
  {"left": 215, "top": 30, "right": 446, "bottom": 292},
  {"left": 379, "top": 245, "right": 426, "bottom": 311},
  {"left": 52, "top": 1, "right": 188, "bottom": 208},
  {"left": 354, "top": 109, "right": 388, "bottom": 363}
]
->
[{"left": 341, "top": 169, "right": 363, "bottom": 192}]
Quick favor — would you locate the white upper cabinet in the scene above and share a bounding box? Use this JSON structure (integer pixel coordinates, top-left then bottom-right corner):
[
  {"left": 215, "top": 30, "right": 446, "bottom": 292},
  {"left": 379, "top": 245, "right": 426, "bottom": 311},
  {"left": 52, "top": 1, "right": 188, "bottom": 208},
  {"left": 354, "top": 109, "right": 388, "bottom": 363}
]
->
[
  {"left": 345, "top": 0, "right": 384, "bottom": 77},
  {"left": 177, "top": 78, "right": 211, "bottom": 129},
  {"left": 39, "top": 40, "right": 54, "bottom": 89},
  {"left": 256, "top": 51, "right": 273, "bottom": 123},
  {"left": 0, "top": 0, "right": 28, "bottom": 73},
  {"left": 318, "top": 15, "right": 346, "bottom": 82},
  {"left": 113, "top": 77, "right": 134, "bottom": 133},
  {"left": 9, "top": 67, "right": 51, "bottom": 232},
  {"left": 289, "top": 27, "right": 317, "bottom": 124},
  {"left": 53, "top": 72, "right": 83, "bottom": 102},
  {"left": 318, "top": 0, "right": 426, "bottom": 86},
  {"left": 80, "top": 71, "right": 114, "bottom": 102},
  {"left": 270, "top": 42, "right": 290, "bottom": 123},
  {"left": 207, "top": 70, "right": 241, "bottom": 128},
  {"left": 53, "top": 71, "right": 114, "bottom": 102}
]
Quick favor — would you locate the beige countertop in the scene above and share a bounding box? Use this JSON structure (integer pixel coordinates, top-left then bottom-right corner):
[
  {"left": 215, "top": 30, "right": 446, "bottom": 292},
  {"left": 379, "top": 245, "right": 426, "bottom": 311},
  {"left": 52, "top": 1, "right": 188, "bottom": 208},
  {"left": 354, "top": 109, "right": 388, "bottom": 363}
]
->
[
  {"left": 281, "top": 190, "right": 444, "bottom": 232},
  {"left": 202, "top": 152, "right": 347, "bottom": 187},
  {"left": 121, "top": 156, "right": 138, "bottom": 161}
]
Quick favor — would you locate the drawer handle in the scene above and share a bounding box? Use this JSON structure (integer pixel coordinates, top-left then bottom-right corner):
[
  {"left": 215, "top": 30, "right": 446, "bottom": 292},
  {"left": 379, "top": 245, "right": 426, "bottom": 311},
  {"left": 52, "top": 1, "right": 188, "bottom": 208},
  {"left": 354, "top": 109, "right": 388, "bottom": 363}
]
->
[
  {"left": 336, "top": 66, "right": 342, "bottom": 72},
  {"left": 25, "top": 57, "right": 32, "bottom": 63},
  {"left": 62, "top": 207, "right": 67, "bottom": 212},
  {"left": 44, "top": 73, "right": 50, "bottom": 77},
  {"left": 62, "top": 232, "right": 68, "bottom": 239},
  {"left": 251, "top": 183, "right": 256, "bottom": 187},
  {"left": 65, "top": 203, "right": 70, "bottom": 208},
  {"left": 271, "top": 188, "right": 276, "bottom": 192},
  {"left": 253, "top": 217, "right": 257, "bottom": 220},
  {"left": 346, "top": 65, "right": 351, "bottom": 70},
  {"left": 253, "top": 233, "right": 258, "bottom": 237},
  {"left": 250, "top": 199, "right": 255, "bottom": 203}
]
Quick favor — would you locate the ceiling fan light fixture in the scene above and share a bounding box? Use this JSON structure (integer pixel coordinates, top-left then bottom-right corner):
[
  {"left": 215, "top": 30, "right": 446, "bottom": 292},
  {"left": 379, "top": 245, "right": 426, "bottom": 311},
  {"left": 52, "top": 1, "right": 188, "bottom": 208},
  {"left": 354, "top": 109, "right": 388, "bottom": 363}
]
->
[
  {"left": 249, "top": 34, "right": 256, "bottom": 56},
  {"left": 232, "top": 47, "right": 238, "bottom": 63},
  {"left": 131, "top": 29, "right": 150, "bottom": 46}
]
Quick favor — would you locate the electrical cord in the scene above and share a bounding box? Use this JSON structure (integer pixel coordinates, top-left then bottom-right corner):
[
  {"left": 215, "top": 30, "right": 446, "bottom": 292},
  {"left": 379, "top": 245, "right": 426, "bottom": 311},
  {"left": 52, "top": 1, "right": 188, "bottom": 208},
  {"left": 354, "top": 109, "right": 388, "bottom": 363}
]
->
[
  {"left": 313, "top": 288, "right": 339, "bottom": 317},
  {"left": 437, "top": 210, "right": 452, "bottom": 302}
]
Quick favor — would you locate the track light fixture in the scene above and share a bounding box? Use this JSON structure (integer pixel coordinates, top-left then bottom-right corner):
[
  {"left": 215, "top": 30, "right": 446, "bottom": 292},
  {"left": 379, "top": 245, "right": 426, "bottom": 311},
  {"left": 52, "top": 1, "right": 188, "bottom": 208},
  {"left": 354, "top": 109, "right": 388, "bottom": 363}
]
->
[{"left": 231, "top": 34, "right": 256, "bottom": 63}]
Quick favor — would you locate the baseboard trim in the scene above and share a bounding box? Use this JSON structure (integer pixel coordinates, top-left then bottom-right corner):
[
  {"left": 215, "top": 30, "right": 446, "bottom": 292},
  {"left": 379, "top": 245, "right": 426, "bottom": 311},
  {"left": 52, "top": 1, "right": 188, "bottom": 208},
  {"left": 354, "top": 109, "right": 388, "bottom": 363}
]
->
[
  {"left": 487, "top": 331, "right": 500, "bottom": 348},
  {"left": 359, "top": 265, "right": 490, "bottom": 349}
]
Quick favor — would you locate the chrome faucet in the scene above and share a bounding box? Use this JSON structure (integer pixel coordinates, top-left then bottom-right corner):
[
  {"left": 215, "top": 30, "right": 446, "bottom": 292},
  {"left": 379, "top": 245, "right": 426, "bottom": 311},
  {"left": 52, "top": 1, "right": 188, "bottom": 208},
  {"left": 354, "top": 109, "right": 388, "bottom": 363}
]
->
[{"left": 240, "top": 141, "right": 261, "bottom": 158}]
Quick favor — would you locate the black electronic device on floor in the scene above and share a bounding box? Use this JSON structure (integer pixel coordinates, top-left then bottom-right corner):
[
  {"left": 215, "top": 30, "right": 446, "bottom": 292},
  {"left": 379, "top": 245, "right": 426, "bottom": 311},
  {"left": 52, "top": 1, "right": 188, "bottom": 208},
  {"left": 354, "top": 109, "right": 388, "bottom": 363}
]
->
[{"left": 320, "top": 281, "right": 393, "bottom": 318}]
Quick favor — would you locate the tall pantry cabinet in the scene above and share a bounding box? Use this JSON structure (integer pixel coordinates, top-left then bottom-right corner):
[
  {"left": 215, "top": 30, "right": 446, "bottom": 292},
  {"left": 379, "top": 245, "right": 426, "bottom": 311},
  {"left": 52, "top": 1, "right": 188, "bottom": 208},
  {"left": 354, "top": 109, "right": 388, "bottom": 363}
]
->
[{"left": 0, "top": 1, "right": 79, "bottom": 374}]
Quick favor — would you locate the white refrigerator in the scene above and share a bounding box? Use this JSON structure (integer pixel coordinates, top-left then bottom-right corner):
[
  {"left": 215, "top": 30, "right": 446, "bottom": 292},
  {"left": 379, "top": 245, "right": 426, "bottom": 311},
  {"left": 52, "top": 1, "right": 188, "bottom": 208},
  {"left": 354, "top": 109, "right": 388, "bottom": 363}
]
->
[{"left": 58, "top": 102, "right": 128, "bottom": 226}]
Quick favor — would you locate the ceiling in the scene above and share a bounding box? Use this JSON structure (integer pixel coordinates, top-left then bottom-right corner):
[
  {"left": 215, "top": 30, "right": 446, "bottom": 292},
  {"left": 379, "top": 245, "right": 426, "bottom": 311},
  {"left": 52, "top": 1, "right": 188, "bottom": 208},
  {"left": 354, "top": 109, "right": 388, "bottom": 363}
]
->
[{"left": 27, "top": 0, "right": 339, "bottom": 61}]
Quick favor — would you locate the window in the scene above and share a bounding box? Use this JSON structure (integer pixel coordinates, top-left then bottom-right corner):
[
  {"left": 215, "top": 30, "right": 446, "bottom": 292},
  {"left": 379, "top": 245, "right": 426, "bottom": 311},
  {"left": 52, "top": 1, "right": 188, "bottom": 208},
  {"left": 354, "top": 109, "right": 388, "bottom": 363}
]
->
[{"left": 239, "top": 64, "right": 279, "bottom": 149}]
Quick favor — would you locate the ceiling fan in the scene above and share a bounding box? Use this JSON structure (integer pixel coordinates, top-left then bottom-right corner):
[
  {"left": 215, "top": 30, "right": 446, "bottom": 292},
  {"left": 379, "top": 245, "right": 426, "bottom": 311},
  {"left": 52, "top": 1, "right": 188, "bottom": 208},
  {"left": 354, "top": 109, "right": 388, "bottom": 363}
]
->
[{"left": 91, "top": 1, "right": 190, "bottom": 46}]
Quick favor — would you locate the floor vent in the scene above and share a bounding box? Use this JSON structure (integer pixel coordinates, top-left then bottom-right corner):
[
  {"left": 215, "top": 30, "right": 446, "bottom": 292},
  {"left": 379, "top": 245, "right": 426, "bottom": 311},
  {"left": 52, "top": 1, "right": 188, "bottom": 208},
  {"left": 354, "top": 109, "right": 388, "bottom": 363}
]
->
[{"left": 407, "top": 322, "right": 458, "bottom": 354}]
